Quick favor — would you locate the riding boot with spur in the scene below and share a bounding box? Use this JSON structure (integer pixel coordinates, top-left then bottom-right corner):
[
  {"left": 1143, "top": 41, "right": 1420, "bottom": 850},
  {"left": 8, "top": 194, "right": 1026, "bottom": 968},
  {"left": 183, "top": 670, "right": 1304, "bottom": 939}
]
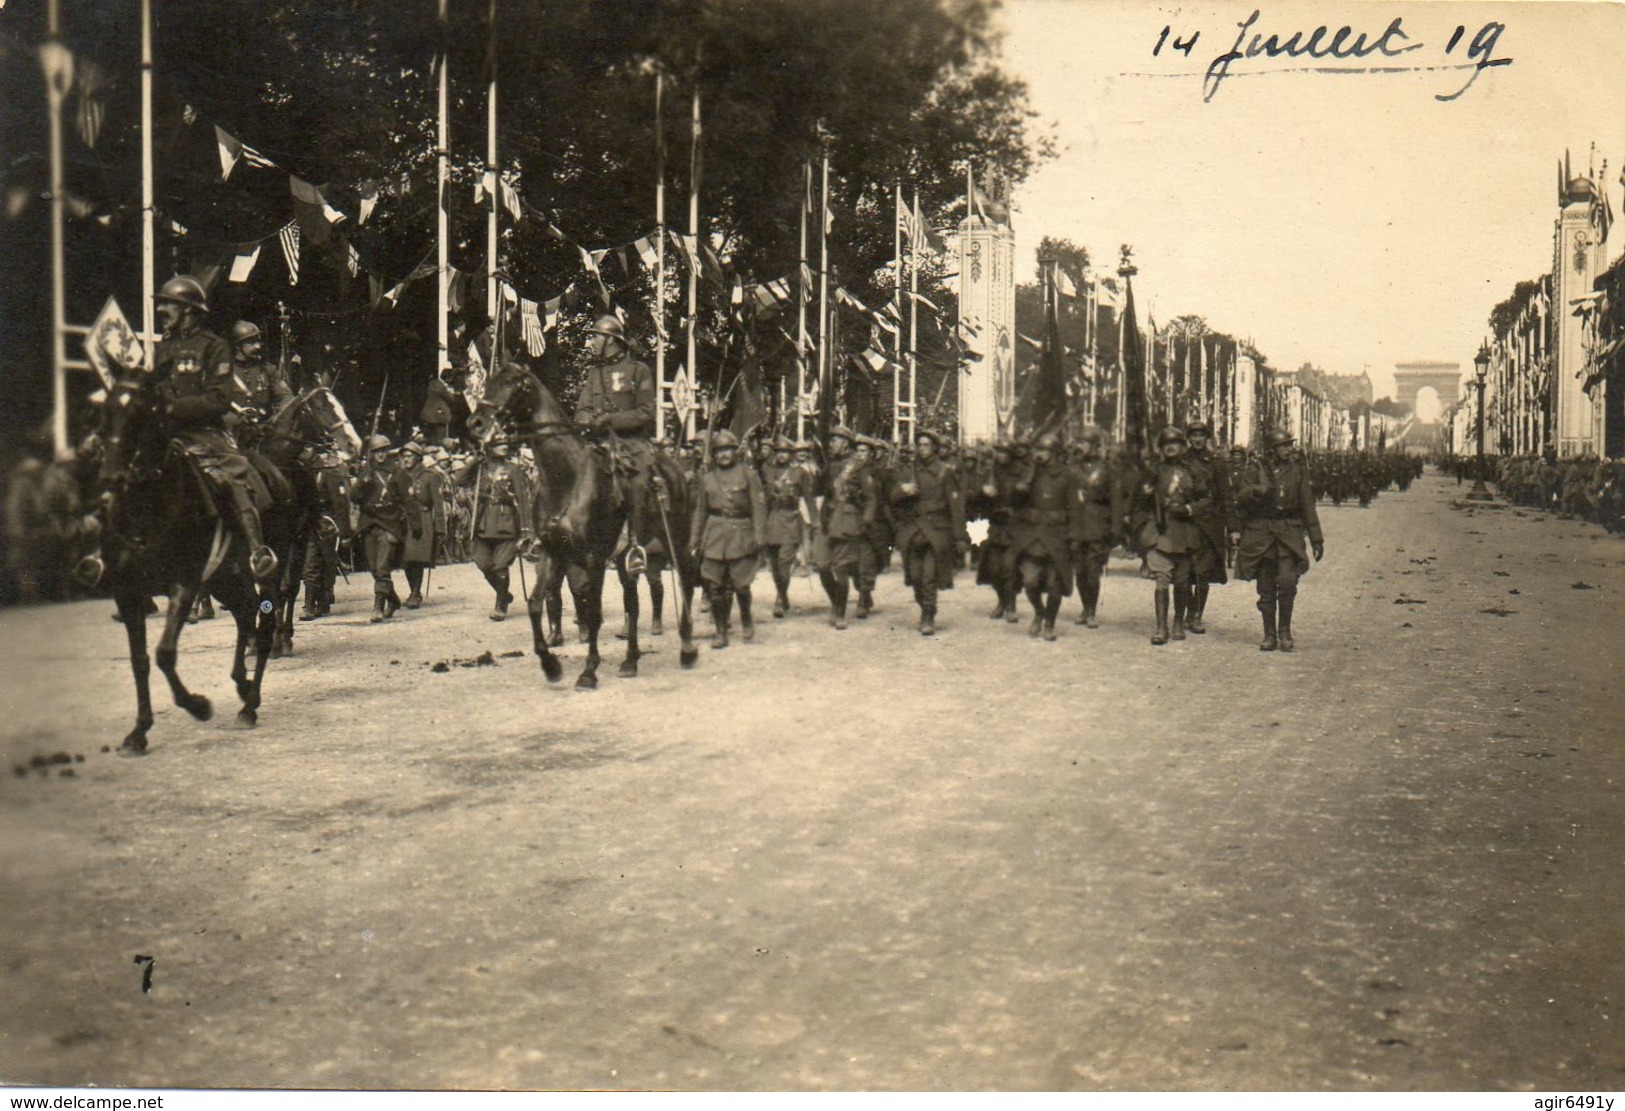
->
[
  {"left": 231, "top": 488, "right": 279, "bottom": 581},
  {"left": 1151, "top": 586, "right": 1170, "bottom": 646}
]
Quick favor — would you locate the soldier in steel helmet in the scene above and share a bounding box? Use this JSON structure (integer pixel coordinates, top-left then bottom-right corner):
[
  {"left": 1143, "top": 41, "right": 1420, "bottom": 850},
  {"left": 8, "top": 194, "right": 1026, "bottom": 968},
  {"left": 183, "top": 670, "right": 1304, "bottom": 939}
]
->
[
  {"left": 815, "top": 425, "right": 876, "bottom": 629},
  {"left": 1181, "top": 417, "right": 1233, "bottom": 634},
  {"left": 971, "top": 435, "right": 1022, "bottom": 624},
  {"left": 889, "top": 428, "right": 968, "bottom": 635},
  {"left": 1234, "top": 428, "right": 1324, "bottom": 652},
  {"left": 149, "top": 276, "right": 279, "bottom": 581},
  {"left": 1137, "top": 425, "right": 1205, "bottom": 645},
  {"left": 299, "top": 445, "right": 352, "bottom": 621},
  {"left": 354, "top": 432, "right": 414, "bottom": 622},
  {"left": 226, "top": 319, "right": 292, "bottom": 449},
  {"left": 1067, "top": 424, "right": 1122, "bottom": 628},
  {"left": 689, "top": 430, "right": 767, "bottom": 648},
  {"left": 574, "top": 313, "right": 661, "bottom": 563},
  {"left": 1007, "top": 429, "right": 1079, "bottom": 640},
  {"left": 454, "top": 441, "right": 537, "bottom": 621},
  {"left": 761, "top": 434, "right": 814, "bottom": 617}
]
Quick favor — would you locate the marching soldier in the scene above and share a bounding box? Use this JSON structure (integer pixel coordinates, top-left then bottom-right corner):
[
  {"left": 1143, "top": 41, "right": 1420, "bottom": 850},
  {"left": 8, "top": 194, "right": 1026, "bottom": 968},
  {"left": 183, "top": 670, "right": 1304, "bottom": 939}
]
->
[
  {"left": 148, "top": 276, "right": 279, "bottom": 581},
  {"left": 1234, "top": 428, "right": 1325, "bottom": 652},
  {"left": 851, "top": 435, "right": 889, "bottom": 617},
  {"left": 761, "top": 435, "right": 815, "bottom": 617},
  {"left": 299, "top": 447, "right": 352, "bottom": 620},
  {"left": 1137, "top": 426, "right": 1203, "bottom": 646},
  {"left": 1182, "top": 419, "right": 1233, "bottom": 634},
  {"left": 354, "top": 433, "right": 414, "bottom": 622},
  {"left": 889, "top": 428, "right": 967, "bottom": 636},
  {"left": 455, "top": 442, "right": 537, "bottom": 621},
  {"left": 1007, "top": 431, "right": 1078, "bottom": 641},
  {"left": 816, "top": 425, "right": 876, "bottom": 629},
  {"left": 690, "top": 430, "right": 767, "bottom": 648},
  {"left": 972, "top": 437, "right": 1022, "bottom": 623},
  {"left": 1068, "top": 425, "right": 1122, "bottom": 628},
  {"left": 399, "top": 442, "right": 443, "bottom": 609}
]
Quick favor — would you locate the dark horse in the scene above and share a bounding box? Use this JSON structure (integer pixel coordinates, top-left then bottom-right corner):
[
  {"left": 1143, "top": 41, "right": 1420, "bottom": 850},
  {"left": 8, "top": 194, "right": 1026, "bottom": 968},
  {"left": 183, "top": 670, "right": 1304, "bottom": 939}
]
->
[
  {"left": 88, "top": 376, "right": 305, "bottom": 753},
  {"left": 467, "top": 364, "right": 700, "bottom": 687},
  {"left": 241, "top": 387, "right": 361, "bottom": 657}
]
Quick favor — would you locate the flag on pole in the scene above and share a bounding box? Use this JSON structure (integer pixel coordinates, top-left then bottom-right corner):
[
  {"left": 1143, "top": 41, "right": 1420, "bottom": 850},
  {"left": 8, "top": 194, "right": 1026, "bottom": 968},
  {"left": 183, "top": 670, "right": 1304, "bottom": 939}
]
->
[
  {"left": 277, "top": 222, "right": 301, "bottom": 285},
  {"left": 633, "top": 235, "right": 659, "bottom": 270},
  {"left": 520, "top": 298, "right": 546, "bottom": 357},
  {"left": 228, "top": 245, "right": 262, "bottom": 283},
  {"left": 84, "top": 296, "right": 145, "bottom": 387},
  {"left": 215, "top": 126, "right": 277, "bottom": 181},
  {"left": 499, "top": 176, "right": 522, "bottom": 222},
  {"left": 74, "top": 58, "right": 107, "bottom": 149},
  {"left": 898, "top": 186, "right": 924, "bottom": 244},
  {"left": 464, "top": 337, "right": 487, "bottom": 406}
]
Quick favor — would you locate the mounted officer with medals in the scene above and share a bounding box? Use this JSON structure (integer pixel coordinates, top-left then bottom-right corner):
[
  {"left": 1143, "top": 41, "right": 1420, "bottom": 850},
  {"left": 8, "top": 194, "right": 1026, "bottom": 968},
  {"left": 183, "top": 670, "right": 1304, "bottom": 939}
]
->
[{"left": 573, "top": 314, "right": 662, "bottom": 570}]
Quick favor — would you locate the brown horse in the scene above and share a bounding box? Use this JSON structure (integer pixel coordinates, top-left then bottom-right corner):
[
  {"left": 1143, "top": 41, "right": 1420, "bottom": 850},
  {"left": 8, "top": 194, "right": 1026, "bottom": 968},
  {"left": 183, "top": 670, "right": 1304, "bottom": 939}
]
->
[
  {"left": 468, "top": 365, "right": 700, "bottom": 687},
  {"left": 87, "top": 376, "right": 300, "bottom": 752}
]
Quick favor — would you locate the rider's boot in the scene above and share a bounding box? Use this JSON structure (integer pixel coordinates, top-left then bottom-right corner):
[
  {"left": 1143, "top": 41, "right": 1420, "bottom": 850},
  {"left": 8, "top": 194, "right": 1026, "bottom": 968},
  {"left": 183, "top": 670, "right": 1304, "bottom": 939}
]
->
[
  {"left": 1171, "top": 582, "right": 1188, "bottom": 641},
  {"left": 230, "top": 486, "right": 278, "bottom": 581},
  {"left": 1188, "top": 582, "right": 1209, "bottom": 634},
  {"left": 737, "top": 588, "right": 755, "bottom": 642},
  {"left": 1277, "top": 594, "right": 1296, "bottom": 653}
]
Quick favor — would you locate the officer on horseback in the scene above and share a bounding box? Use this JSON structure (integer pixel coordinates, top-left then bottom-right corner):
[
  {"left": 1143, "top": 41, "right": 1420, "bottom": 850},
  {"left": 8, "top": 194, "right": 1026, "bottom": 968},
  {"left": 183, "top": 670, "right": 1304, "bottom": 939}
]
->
[
  {"left": 151, "top": 276, "right": 279, "bottom": 581},
  {"left": 227, "top": 319, "right": 293, "bottom": 444},
  {"left": 574, "top": 314, "right": 659, "bottom": 563}
]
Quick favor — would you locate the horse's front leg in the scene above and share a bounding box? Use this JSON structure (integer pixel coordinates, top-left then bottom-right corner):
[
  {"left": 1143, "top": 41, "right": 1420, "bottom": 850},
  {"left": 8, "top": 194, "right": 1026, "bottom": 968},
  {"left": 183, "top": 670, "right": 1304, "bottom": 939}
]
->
[
  {"left": 646, "top": 557, "right": 666, "bottom": 636},
  {"left": 156, "top": 583, "right": 213, "bottom": 724},
  {"left": 573, "top": 562, "right": 604, "bottom": 691},
  {"left": 528, "top": 552, "right": 565, "bottom": 684},
  {"left": 272, "top": 525, "right": 306, "bottom": 658},
  {"left": 677, "top": 550, "right": 699, "bottom": 670},
  {"left": 115, "top": 584, "right": 156, "bottom": 755},
  {"left": 617, "top": 563, "right": 640, "bottom": 679},
  {"left": 237, "top": 580, "right": 275, "bottom": 728}
]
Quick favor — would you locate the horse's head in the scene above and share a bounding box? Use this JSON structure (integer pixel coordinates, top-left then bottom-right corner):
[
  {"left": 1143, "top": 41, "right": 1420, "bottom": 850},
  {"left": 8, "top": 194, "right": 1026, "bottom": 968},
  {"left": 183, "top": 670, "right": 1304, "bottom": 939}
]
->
[
  {"left": 302, "top": 386, "right": 363, "bottom": 460},
  {"left": 93, "top": 375, "right": 162, "bottom": 489},
  {"left": 466, "top": 363, "right": 532, "bottom": 445}
]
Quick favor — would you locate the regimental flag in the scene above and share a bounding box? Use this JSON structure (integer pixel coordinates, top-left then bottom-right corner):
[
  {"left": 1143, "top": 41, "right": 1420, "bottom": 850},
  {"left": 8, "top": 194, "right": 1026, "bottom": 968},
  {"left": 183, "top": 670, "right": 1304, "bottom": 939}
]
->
[
  {"left": 84, "top": 296, "right": 145, "bottom": 386},
  {"left": 228, "top": 244, "right": 262, "bottom": 284},
  {"left": 520, "top": 298, "right": 546, "bottom": 357},
  {"left": 215, "top": 126, "right": 277, "bottom": 181},
  {"left": 1120, "top": 276, "right": 1148, "bottom": 456},
  {"left": 277, "top": 221, "right": 301, "bottom": 285}
]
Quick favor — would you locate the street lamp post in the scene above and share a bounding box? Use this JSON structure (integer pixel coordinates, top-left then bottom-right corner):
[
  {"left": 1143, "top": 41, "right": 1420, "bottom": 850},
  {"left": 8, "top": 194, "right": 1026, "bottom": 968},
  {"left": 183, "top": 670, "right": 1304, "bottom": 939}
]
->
[{"left": 1467, "top": 340, "right": 1494, "bottom": 501}]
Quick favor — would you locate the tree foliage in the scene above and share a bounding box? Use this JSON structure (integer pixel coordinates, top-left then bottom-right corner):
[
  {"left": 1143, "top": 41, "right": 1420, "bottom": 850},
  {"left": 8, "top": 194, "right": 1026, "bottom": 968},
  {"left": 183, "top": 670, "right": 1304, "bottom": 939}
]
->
[{"left": 0, "top": 0, "right": 1045, "bottom": 435}]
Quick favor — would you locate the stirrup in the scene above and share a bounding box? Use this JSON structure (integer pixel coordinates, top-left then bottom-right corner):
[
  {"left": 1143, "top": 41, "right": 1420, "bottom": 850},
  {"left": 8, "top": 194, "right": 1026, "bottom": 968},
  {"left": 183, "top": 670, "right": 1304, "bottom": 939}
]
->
[
  {"left": 249, "top": 545, "right": 279, "bottom": 581},
  {"left": 625, "top": 543, "right": 648, "bottom": 575}
]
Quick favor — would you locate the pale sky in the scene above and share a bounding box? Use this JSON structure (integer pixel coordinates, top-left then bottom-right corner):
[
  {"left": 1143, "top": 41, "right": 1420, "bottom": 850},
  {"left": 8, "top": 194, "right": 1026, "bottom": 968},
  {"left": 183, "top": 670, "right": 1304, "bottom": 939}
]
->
[{"left": 996, "top": 0, "right": 1625, "bottom": 399}]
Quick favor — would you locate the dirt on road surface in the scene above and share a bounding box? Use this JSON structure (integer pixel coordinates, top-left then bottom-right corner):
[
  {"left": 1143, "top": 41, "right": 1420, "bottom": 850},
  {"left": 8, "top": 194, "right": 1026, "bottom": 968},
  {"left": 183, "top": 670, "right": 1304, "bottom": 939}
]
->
[{"left": 2, "top": 471, "right": 1623, "bottom": 1090}]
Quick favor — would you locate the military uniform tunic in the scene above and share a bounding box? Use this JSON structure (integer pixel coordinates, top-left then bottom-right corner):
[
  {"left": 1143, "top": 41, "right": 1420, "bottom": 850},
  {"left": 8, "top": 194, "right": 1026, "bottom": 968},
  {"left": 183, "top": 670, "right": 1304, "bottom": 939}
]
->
[
  {"left": 1234, "top": 456, "right": 1322, "bottom": 582},
  {"left": 890, "top": 458, "right": 966, "bottom": 593},
  {"left": 692, "top": 460, "right": 767, "bottom": 589}
]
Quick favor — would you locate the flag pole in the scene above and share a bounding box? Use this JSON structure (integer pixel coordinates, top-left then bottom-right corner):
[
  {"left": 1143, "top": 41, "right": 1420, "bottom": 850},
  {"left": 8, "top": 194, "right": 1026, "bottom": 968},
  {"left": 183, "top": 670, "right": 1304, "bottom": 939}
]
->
[
  {"left": 908, "top": 189, "right": 920, "bottom": 444},
  {"left": 796, "top": 160, "right": 809, "bottom": 440},
  {"left": 486, "top": 0, "right": 499, "bottom": 369},
  {"left": 1085, "top": 269, "right": 1096, "bottom": 424},
  {"left": 654, "top": 68, "right": 668, "bottom": 439},
  {"left": 436, "top": 0, "right": 450, "bottom": 378},
  {"left": 45, "top": 0, "right": 69, "bottom": 457},
  {"left": 892, "top": 182, "right": 903, "bottom": 445},
  {"left": 818, "top": 146, "right": 831, "bottom": 447},
  {"left": 685, "top": 83, "right": 700, "bottom": 443},
  {"left": 140, "top": 0, "right": 155, "bottom": 372}
]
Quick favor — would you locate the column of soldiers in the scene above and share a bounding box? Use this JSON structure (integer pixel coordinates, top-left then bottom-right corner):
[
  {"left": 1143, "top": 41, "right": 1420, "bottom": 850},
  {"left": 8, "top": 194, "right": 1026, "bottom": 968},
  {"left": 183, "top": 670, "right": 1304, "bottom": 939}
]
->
[
  {"left": 1309, "top": 451, "right": 1423, "bottom": 507},
  {"left": 1492, "top": 454, "right": 1625, "bottom": 533}
]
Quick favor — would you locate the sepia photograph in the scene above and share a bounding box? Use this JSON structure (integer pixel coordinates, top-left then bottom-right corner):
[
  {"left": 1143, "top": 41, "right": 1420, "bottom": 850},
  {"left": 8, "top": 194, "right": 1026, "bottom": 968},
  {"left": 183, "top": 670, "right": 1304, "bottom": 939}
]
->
[{"left": 2, "top": 0, "right": 1624, "bottom": 1095}]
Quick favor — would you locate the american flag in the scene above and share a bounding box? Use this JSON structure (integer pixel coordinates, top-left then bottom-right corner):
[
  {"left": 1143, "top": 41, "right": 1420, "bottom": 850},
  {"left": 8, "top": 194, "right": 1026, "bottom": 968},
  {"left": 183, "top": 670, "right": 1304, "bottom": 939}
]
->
[{"left": 277, "top": 222, "right": 301, "bottom": 286}]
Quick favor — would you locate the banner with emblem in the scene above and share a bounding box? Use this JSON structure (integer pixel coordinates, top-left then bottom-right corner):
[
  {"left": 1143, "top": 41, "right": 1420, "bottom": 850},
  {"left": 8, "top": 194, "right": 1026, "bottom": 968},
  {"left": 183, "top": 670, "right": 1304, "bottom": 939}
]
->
[
  {"left": 670, "top": 364, "right": 694, "bottom": 425},
  {"left": 84, "top": 296, "right": 146, "bottom": 387}
]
